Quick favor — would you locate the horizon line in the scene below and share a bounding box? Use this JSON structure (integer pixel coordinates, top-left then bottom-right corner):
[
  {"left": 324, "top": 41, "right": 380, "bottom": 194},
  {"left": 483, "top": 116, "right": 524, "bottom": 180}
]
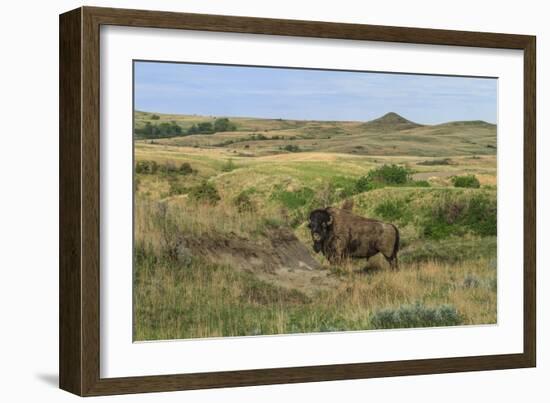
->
[{"left": 134, "top": 110, "right": 497, "bottom": 126}]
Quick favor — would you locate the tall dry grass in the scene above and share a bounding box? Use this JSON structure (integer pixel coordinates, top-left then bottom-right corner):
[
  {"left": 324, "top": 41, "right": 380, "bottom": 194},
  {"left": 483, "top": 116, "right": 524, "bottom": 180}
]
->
[
  {"left": 133, "top": 152, "right": 497, "bottom": 341},
  {"left": 135, "top": 210, "right": 497, "bottom": 341}
]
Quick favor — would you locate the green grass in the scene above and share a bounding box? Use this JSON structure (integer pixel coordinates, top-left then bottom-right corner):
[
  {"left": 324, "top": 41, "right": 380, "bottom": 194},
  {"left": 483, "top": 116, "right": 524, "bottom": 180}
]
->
[
  {"left": 271, "top": 186, "right": 315, "bottom": 210},
  {"left": 132, "top": 111, "right": 498, "bottom": 340}
]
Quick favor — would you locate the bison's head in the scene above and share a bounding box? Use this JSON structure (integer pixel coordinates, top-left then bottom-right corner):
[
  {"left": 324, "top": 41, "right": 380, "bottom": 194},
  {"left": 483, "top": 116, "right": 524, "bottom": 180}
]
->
[{"left": 308, "top": 209, "right": 333, "bottom": 253}]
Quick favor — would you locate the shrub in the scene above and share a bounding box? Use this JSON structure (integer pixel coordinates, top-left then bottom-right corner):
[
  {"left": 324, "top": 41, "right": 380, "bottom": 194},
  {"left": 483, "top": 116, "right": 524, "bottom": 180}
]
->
[
  {"left": 463, "top": 193, "right": 497, "bottom": 236},
  {"left": 421, "top": 192, "right": 496, "bottom": 239},
  {"left": 370, "top": 303, "right": 462, "bottom": 329},
  {"left": 187, "top": 122, "right": 216, "bottom": 135},
  {"left": 366, "top": 164, "right": 411, "bottom": 185},
  {"left": 355, "top": 176, "right": 376, "bottom": 193},
  {"left": 452, "top": 175, "right": 480, "bottom": 188},
  {"left": 422, "top": 197, "right": 467, "bottom": 240},
  {"left": 146, "top": 161, "right": 196, "bottom": 176},
  {"left": 178, "top": 162, "right": 194, "bottom": 175},
  {"left": 187, "top": 124, "right": 199, "bottom": 135},
  {"left": 213, "top": 117, "right": 237, "bottom": 132},
  {"left": 135, "top": 160, "right": 158, "bottom": 174},
  {"left": 374, "top": 199, "right": 407, "bottom": 221},
  {"left": 198, "top": 122, "right": 214, "bottom": 133},
  {"left": 249, "top": 133, "right": 268, "bottom": 141},
  {"left": 417, "top": 158, "right": 451, "bottom": 166},
  {"left": 282, "top": 144, "right": 301, "bottom": 152},
  {"left": 168, "top": 180, "right": 187, "bottom": 196},
  {"left": 422, "top": 219, "right": 458, "bottom": 240},
  {"left": 150, "top": 114, "right": 160, "bottom": 120},
  {"left": 234, "top": 191, "right": 256, "bottom": 213},
  {"left": 134, "top": 121, "right": 183, "bottom": 138},
  {"left": 188, "top": 181, "right": 221, "bottom": 204}
]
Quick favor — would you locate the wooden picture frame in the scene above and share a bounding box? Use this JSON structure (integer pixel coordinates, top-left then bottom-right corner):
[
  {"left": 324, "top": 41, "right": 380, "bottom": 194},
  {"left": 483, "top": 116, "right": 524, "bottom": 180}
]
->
[{"left": 59, "top": 6, "right": 536, "bottom": 396}]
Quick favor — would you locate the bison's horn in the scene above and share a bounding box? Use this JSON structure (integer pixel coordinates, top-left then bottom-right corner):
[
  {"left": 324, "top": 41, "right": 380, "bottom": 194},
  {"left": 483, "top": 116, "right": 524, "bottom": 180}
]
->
[{"left": 327, "top": 214, "right": 333, "bottom": 226}]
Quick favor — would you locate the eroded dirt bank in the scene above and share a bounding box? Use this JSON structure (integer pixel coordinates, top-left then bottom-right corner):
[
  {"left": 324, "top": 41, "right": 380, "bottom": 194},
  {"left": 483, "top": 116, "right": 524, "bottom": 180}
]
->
[{"left": 174, "top": 227, "right": 339, "bottom": 294}]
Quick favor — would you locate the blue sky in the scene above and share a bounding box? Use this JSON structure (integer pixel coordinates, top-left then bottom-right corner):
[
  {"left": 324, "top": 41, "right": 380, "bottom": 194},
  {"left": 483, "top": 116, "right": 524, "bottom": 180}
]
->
[{"left": 134, "top": 61, "right": 497, "bottom": 125}]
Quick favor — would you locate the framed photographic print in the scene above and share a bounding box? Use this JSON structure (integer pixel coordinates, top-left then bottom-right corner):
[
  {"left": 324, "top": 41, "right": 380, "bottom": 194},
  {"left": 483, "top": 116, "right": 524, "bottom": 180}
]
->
[{"left": 59, "top": 6, "right": 536, "bottom": 396}]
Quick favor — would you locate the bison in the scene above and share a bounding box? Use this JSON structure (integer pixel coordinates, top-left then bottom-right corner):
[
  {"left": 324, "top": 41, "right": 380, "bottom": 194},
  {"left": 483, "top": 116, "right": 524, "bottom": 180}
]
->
[{"left": 308, "top": 207, "right": 400, "bottom": 270}]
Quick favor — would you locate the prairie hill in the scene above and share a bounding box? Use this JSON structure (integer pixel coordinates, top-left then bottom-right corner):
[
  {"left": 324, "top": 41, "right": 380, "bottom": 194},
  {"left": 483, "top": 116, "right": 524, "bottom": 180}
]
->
[
  {"left": 360, "top": 112, "right": 423, "bottom": 131},
  {"left": 134, "top": 111, "right": 496, "bottom": 157}
]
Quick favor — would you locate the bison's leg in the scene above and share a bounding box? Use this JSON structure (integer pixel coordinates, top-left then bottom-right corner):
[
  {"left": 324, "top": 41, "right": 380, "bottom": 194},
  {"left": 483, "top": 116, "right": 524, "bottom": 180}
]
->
[
  {"left": 328, "top": 252, "right": 345, "bottom": 266},
  {"left": 386, "top": 255, "right": 399, "bottom": 271}
]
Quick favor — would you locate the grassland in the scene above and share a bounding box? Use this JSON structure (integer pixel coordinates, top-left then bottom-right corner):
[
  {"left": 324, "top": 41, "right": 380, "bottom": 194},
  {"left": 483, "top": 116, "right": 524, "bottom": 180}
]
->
[{"left": 133, "top": 111, "right": 497, "bottom": 341}]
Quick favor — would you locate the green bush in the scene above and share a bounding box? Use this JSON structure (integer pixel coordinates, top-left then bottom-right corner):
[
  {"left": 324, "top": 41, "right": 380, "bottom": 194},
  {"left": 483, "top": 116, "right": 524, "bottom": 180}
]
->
[
  {"left": 178, "top": 162, "right": 194, "bottom": 175},
  {"left": 135, "top": 121, "right": 183, "bottom": 139},
  {"left": 213, "top": 117, "right": 237, "bottom": 132},
  {"left": 137, "top": 161, "right": 195, "bottom": 176},
  {"left": 374, "top": 199, "right": 408, "bottom": 221},
  {"left": 463, "top": 194, "right": 497, "bottom": 236},
  {"left": 421, "top": 192, "right": 496, "bottom": 239},
  {"left": 367, "top": 164, "right": 411, "bottom": 185},
  {"left": 142, "top": 161, "right": 196, "bottom": 176},
  {"left": 168, "top": 180, "right": 187, "bottom": 196},
  {"left": 135, "top": 160, "right": 159, "bottom": 174},
  {"left": 370, "top": 303, "right": 462, "bottom": 329},
  {"left": 355, "top": 165, "right": 412, "bottom": 193},
  {"left": 355, "top": 176, "right": 377, "bottom": 193},
  {"left": 187, "top": 121, "right": 216, "bottom": 135},
  {"left": 198, "top": 122, "right": 213, "bottom": 133},
  {"left": 282, "top": 144, "right": 301, "bottom": 152},
  {"left": 188, "top": 181, "right": 221, "bottom": 204},
  {"left": 452, "top": 175, "right": 480, "bottom": 188},
  {"left": 150, "top": 114, "right": 160, "bottom": 120}
]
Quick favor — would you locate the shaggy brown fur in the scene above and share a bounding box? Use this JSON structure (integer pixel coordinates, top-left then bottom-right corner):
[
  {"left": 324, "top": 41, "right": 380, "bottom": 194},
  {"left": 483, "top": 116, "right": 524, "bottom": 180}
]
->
[{"left": 308, "top": 207, "right": 400, "bottom": 270}]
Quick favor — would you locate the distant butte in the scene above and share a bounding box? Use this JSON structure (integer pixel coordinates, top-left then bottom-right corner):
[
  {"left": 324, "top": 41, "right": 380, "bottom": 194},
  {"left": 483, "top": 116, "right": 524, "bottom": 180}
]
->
[{"left": 362, "top": 112, "right": 422, "bottom": 131}]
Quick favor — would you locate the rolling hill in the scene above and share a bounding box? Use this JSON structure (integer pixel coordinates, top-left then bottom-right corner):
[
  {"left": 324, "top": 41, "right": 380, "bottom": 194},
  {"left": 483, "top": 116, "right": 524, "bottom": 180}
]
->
[{"left": 134, "top": 111, "right": 496, "bottom": 157}]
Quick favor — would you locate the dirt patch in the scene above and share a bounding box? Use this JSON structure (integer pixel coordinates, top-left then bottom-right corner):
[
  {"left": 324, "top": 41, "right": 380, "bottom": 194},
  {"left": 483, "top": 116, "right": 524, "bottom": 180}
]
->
[{"left": 175, "top": 227, "right": 338, "bottom": 294}]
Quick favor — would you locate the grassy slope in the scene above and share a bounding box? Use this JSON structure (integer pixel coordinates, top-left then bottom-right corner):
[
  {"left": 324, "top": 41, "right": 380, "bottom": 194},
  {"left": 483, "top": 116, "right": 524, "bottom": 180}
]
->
[
  {"left": 135, "top": 111, "right": 497, "bottom": 157},
  {"left": 133, "top": 111, "right": 498, "bottom": 340}
]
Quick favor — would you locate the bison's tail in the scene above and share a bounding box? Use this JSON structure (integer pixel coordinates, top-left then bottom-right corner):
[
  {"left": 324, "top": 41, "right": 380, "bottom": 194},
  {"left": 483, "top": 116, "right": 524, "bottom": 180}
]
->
[{"left": 390, "top": 224, "right": 400, "bottom": 260}]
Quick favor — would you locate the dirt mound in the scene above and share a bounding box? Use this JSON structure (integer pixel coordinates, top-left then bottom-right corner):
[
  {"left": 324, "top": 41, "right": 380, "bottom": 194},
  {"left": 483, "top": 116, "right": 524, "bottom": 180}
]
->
[{"left": 175, "top": 228, "right": 338, "bottom": 294}]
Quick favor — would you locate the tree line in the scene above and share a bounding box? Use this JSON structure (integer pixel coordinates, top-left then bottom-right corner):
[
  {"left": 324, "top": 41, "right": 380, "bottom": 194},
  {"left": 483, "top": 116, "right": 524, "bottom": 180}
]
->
[{"left": 134, "top": 118, "right": 237, "bottom": 139}]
